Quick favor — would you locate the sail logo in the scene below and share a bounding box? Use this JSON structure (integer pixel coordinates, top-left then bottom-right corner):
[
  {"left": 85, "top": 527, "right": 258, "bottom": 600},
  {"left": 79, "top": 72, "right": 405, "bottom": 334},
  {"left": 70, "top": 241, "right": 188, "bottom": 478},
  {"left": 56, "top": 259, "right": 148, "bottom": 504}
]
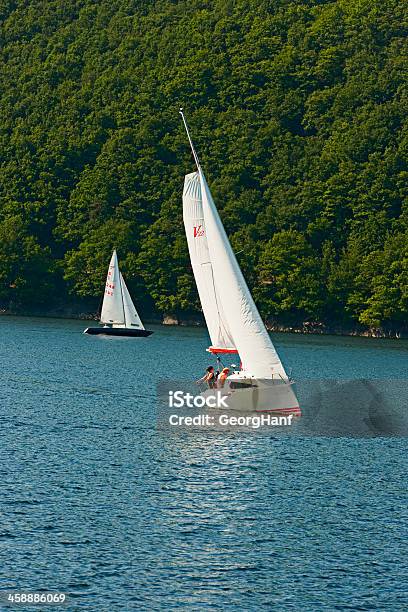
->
[
  {"left": 193, "top": 225, "right": 205, "bottom": 238},
  {"left": 105, "top": 282, "right": 115, "bottom": 296}
]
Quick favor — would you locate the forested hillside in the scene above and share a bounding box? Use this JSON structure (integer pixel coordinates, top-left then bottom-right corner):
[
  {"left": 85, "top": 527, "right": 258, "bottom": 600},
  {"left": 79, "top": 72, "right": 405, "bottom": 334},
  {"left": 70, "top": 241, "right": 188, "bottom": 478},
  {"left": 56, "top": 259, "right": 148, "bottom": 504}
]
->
[{"left": 0, "top": 0, "right": 407, "bottom": 329}]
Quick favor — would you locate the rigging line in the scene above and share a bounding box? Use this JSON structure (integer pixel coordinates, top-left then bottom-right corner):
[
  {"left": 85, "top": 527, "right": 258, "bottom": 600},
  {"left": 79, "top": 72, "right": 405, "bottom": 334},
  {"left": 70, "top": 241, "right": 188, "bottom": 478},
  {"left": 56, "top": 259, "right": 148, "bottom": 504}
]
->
[
  {"left": 96, "top": 290, "right": 104, "bottom": 320},
  {"left": 208, "top": 264, "right": 232, "bottom": 354},
  {"left": 179, "top": 108, "right": 201, "bottom": 170}
]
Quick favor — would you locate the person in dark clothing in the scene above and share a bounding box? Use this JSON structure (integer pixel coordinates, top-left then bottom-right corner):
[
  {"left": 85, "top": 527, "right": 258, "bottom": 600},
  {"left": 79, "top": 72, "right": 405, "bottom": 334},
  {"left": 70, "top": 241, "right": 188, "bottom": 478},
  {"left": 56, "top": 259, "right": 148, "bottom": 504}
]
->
[{"left": 196, "top": 365, "right": 216, "bottom": 388}]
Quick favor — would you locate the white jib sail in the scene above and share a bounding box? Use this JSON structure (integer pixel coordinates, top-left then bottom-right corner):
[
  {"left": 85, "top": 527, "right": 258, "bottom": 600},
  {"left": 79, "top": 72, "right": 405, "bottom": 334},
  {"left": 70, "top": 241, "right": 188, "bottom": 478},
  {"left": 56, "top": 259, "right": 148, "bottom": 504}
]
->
[
  {"left": 120, "top": 273, "right": 145, "bottom": 330},
  {"left": 100, "top": 250, "right": 125, "bottom": 326},
  {"left": 199, "top": 170, "right": 288, "bottom": 379},
  {"left": 183, "top": 171, "right": 235, "bottom": 350}
]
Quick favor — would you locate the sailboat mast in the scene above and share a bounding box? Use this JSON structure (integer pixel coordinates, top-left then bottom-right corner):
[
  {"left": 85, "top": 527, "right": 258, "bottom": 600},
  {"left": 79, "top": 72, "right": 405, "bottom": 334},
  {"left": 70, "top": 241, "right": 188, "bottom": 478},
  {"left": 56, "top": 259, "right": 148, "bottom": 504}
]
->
[{"left": 179, "top": 108, "right": 201, "bottom": 171}]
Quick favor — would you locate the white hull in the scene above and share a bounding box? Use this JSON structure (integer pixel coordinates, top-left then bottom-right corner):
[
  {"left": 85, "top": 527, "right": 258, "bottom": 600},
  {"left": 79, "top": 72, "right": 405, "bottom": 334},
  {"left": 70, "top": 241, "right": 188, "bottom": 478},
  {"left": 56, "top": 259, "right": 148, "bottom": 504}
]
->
[{"left": 203, "top": 379, "right": 300, "bottom": 414}]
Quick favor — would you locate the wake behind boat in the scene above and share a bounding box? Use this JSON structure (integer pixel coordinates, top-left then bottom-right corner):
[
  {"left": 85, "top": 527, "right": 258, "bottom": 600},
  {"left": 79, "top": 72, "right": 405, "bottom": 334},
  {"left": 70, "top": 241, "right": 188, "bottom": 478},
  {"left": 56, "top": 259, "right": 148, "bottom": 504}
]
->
[
  {"left": 180, "top": 109, "right": 300, "bottom": 414},
  {"left": 84, "top": 250, "right": 153, "bottom": 338}
]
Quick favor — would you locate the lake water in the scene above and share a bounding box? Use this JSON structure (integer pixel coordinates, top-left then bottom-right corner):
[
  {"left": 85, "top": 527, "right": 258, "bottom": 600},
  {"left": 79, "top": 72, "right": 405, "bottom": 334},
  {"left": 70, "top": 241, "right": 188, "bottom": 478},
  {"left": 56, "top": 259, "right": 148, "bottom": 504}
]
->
[{"left": 0, "top": 316, "right": 407, "bottom": 610}]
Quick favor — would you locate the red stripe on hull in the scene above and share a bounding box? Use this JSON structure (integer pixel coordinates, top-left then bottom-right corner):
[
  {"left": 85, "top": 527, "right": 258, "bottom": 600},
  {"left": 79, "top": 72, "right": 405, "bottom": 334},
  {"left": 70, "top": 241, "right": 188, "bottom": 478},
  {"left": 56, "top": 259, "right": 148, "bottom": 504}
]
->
[{"left": 256, "top": 406, "right": 301, "bottom": 416}]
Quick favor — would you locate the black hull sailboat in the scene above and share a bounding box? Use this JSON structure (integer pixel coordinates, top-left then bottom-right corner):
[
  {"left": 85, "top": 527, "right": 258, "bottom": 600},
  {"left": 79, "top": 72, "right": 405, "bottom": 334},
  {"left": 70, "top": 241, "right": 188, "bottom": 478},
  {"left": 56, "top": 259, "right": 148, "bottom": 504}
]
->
[
  {"left": 84, "top": 327, "right": 153, "bottom": 337},
  {"left": 84, "top": 250, "right": 153, "bottom": 338}
]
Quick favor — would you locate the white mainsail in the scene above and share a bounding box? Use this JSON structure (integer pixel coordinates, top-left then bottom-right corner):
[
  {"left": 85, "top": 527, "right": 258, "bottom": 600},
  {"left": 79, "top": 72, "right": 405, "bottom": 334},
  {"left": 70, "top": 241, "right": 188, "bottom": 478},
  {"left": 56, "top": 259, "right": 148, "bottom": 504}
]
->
[
  {"left": 183, "top": 171, "right": 235, "bottom": 351},
  {"left": 199, "top": 170, "right": 288, "bottom": 379},
  {"left": 120, "top": 273, "right": 145, "bottom": 330},
  {"left": 100, "top": 250, "right": 125, "bottom": 326}
]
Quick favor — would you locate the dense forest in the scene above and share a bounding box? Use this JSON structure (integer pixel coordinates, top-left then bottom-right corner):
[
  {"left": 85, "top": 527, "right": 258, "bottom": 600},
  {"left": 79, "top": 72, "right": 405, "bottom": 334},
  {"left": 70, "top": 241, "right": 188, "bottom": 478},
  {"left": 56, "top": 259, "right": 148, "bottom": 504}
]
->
[{"left": 0, "top": 0, "right": 407, "bottom": 330}]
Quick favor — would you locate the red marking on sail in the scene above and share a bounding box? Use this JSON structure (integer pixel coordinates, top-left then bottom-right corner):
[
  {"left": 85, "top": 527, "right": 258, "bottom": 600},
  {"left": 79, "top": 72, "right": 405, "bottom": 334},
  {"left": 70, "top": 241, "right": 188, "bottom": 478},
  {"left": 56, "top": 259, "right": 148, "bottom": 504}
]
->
[
  {"left": 193, "top": 225, "right": 205, "bottom": 238},
  {"left": 207, "top": 346, "right": 238, "bottom": 354}
]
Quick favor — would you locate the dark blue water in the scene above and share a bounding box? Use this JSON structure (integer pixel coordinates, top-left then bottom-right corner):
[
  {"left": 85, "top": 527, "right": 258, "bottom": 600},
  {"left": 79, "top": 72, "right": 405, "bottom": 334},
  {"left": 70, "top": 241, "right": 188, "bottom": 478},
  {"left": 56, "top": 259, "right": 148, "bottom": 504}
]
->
[{"left": 0, "top": 317, "right": 407, "bottom": 610}]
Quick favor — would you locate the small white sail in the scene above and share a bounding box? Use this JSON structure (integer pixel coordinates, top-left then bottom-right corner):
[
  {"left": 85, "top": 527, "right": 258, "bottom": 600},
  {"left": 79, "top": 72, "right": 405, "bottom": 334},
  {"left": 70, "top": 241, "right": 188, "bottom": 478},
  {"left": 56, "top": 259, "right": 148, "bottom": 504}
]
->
[
  {"left": 120, "top": 274, "right": 145, "bottom": 330},
  {"left": 199, "top": 170, "right": 288, "bottom": 379},
  {"left": 183, "top": 171, "right": 235, "bottom": 351},
  {"left": 100, "top": 250, "right": 125, "bottom": 326}
]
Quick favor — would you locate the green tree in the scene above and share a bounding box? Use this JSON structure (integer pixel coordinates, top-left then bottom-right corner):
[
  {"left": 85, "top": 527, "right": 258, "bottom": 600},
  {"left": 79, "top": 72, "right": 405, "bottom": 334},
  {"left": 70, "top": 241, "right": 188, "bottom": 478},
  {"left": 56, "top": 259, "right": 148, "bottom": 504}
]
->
[
  {"left": 255, "top": 229, "right": 325, "bottom": 321},
  {"left": 0, "top": 0, "right": 406, "bottom": 330}
]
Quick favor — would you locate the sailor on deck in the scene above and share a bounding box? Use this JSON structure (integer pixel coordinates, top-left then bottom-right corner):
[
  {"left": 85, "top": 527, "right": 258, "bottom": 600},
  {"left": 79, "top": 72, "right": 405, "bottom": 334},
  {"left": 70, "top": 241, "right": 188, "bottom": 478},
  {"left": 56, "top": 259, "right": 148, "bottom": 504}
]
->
[
  {"left": 218, "top": 368, "right": 230, "bottom": 388},
  {"left": 196, "top": 366, "right": 216, "bottom": 389}
]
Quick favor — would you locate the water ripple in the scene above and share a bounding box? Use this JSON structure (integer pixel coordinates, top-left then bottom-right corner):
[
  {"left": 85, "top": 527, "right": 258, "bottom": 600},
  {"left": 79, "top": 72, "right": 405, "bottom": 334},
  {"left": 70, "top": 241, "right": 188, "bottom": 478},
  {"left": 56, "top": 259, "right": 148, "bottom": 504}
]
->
[{"left": 0, "top": 317, "right": 407, "bottom": 610}]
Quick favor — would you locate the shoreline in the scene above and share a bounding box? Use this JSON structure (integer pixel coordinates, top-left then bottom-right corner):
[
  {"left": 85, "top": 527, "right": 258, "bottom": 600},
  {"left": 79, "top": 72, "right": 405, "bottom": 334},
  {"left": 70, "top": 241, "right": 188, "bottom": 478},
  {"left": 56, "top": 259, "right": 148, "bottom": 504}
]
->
[{"left": 0, "top": 309, "right": 406, "bottom": 339}]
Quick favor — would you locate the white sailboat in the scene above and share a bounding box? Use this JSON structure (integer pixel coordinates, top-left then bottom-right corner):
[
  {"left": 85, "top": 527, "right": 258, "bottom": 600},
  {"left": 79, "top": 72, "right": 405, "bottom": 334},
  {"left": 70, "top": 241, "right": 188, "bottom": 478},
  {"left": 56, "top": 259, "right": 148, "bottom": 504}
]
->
[
  {"left": 84, "top": 250, "right": 153, "bottom": 337},
  {"left": 180, "top": 109, "right": 300, "bottom": 414}
]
